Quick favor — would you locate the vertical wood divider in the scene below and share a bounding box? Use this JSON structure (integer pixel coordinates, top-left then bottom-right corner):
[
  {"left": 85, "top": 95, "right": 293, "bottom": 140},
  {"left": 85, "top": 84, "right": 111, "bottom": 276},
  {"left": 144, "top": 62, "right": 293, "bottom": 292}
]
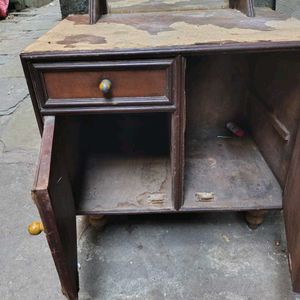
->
[
  {"left": 89, "top": 0, "right": 108, "bottom": 24},
  {"left": 229, "top": 0, "right": 255, "bottom": 17},
  {"left": 171, "top": 56, "right": 186, "bottom": 210}
]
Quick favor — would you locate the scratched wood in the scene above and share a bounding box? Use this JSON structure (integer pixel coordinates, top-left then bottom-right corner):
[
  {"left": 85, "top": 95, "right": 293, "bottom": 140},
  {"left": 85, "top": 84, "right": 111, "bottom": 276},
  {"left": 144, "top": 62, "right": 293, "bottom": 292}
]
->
[
  {"left": 183, "top": 136, "right": 282, "bottom": 210},
  {"left": 68, "top": 113, "right": 173, "bottom": 214},
  {"left": 32, "top": 117, "right": 78, "bottom": 299},
  {"left": 249, "top": 52, "right": 300, "bottom": 187},
  {"left": 185, "top": 55, "right": 249, "bottom": 141},
  {"left": 23, "top": 8, "right": 300, "bottom": 53},
  {"left": 183, "top": 55, "right": 282, "bottom": 211},
  {"left": 76, "top": 154, "right": 172, "bottom": 213}
]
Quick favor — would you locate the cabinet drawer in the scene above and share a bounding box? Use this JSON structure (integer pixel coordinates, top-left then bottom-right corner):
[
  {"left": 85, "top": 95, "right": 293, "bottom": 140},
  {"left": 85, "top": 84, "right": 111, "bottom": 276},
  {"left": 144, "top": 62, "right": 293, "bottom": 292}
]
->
[{"left": 31, "top": 59, "right": 177, "bottom": 112}]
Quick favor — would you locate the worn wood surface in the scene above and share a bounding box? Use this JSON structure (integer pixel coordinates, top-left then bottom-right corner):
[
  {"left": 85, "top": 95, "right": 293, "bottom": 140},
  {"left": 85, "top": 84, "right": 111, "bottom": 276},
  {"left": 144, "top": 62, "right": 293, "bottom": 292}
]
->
[
  {"left": 76, "top": 154, "right": 172, "bottom": 214},
  {"left": 183, "top": 137, "right": 282, "bottom": 210},
  {"left": 22, "top": 8, "right": 300, "bottom": 53},
  {"left": 185, "top": 55, "right": 248, "bottom": 141},
  {"left": 284, "top": 124, "right": 300, "bottom": 293},
  {"left": 32, "top": 116, "right": 78, "bottom": 299},
  {"left": 108, "top": 0, "right": 229, "bottom": 14},
  {"left": 171, "top": 56, "right": 185, "bottom": 210},
  {"left": 93, "top": 0, "right": 253, "bottom": 23},
  {"left": 184, "top": 54, "right": 282, "bottom": 210},
  {"left": 44, "top": 69, "right": 167, "bottom": 99},
  {"left": 70, "top": 113, "right": 172, "bottom": 214},
  {"left": 28, "top": 59, "right": 176, "bottom": 114},
  {"left": 249, "top": 52, "right": 300, "bottom": 187}
]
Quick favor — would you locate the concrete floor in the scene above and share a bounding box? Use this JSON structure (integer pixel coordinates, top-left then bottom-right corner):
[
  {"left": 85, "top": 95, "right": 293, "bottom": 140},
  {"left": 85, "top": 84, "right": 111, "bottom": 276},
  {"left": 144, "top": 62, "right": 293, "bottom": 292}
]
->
[{"left": 0, "top": 2, "right": 299, "bottom": 299}]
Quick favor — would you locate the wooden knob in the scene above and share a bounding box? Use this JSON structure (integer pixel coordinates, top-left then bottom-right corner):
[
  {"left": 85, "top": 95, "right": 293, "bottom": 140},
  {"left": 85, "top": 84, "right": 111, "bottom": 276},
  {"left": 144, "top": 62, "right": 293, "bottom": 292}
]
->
[
  {"left": 99, "top": 79, "right": 112, "bottom": 94},
  {"left": 28, "top": 221, "right": 44, "bottom": 235}
]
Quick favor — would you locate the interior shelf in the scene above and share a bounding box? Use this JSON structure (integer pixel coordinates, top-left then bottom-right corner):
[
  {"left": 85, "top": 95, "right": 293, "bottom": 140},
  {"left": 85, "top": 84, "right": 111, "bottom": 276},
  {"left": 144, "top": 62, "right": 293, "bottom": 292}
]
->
[
  {"left": 69, "top": 113, "right": 173, "bottom": 214},
  {"left": 76, "top": 154, "right": 172, "bottom": 214},
  {"left": 183, "top": 136, "right": 282, "bottom": 211}
]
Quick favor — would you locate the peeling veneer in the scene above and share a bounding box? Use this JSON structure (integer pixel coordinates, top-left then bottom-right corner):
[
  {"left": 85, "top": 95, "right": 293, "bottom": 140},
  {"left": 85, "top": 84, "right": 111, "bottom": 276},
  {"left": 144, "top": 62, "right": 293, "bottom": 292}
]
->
[{"left": 23, "top": 8, "right": 300, "bottom": 53}]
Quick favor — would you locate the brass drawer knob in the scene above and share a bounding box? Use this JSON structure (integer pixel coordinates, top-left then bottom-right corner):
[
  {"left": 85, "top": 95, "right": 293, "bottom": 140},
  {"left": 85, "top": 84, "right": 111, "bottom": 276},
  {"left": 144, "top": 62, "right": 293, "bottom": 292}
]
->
[
  {"left": 28, "top": 221, "right": 44, "bottom": 235},
  {"left": 99, "top": 79, "right": 112, "bottom": 94}
]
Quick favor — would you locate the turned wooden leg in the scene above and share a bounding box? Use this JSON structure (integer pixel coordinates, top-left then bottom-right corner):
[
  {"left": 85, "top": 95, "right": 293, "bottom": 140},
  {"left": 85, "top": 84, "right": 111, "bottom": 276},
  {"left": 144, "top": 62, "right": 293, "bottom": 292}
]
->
[
  {"left": 245, "top": 210, "right": 268, "bottom": 229},
  {"left": 88, "top": 215, "right": 107, "bottom": 230}
]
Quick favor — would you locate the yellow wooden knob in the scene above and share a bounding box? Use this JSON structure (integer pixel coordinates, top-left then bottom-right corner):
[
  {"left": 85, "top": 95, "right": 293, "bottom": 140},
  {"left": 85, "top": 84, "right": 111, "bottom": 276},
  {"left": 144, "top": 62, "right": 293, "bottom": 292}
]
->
[
  {"left": 28, "top": 221, "right": 44, "bottom": 235},
  {"left": 99, "top": 79, "right": 112, "bottom": 94}
]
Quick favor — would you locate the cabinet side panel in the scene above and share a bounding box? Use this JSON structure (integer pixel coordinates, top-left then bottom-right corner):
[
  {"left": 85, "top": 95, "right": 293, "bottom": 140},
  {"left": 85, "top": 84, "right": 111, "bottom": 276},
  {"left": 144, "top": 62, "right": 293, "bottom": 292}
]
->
[
  {"left": 284, "top": 124, "right": 300, "bottom": 293},
  {"left": 249, "top": 52, "right": 300, "bottom": 187}
]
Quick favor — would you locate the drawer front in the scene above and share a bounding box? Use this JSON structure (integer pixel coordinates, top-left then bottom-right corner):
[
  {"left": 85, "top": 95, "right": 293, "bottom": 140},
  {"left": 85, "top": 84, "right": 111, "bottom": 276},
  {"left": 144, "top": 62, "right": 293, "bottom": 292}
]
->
[{"left": 31, "top": 59, "right": 177, "bottom": 111}]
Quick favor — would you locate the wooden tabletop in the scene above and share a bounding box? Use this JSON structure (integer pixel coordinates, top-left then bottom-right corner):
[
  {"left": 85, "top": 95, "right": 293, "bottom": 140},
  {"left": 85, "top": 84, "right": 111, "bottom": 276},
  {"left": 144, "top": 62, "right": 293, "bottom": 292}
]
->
[{"left": 23, "top": 8, "right": 300, "bottom": 54}]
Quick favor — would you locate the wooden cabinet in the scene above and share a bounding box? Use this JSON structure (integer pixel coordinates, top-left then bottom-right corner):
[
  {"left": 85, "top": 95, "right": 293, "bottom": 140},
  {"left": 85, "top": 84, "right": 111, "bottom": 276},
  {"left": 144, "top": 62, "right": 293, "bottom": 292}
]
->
[{"left": 21, "top": 2, "right": 300, "bottom": 298}]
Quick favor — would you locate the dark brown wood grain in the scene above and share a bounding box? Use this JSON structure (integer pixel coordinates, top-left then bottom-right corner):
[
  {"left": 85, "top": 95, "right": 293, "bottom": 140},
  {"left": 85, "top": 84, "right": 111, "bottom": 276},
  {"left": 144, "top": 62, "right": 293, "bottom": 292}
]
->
[
  {"left": 89, "top": 0, "right": 107, "bottom": 24},
  {"left": 20, "top": 58, "right": 43, "bottom": 134},
  {"left": 283, "top": 123, "right": 300, "bottom": 293},
  {"left": 30, "top": 59, "right": 176, "bottom": 111},
  {"left": 44, "top": 69, "right": 166, "bottom": 98},
  {"left": 249, "top": 52, "right": 300, "bottom": 187},
  {"left": 250, "top": 91, "right": 290, "bottom": 142},
  {"left": 32, "top": 116, "right": 78, "bottom": 300},
  {"left": 230, "top": 0, "right": 255, "bottom": 17},
  {"left": 171, "top": 56, "right": 186, "bottom": 210}
]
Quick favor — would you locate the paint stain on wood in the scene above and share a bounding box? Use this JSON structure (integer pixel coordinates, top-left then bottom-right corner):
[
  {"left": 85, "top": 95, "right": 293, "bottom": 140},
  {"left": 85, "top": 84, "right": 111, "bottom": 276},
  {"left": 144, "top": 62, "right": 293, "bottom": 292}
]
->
[
  {"left": 57, "top": 34, "right": 107, "bottom": 48},
  {"left": 24, "top": 9, "right": 300, "bottom": 56}
]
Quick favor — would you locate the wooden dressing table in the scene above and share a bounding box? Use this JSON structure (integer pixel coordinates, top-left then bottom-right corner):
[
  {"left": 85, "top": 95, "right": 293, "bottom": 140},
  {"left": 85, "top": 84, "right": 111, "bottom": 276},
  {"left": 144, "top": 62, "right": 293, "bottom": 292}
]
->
[{"left": 21, "top": 0, "right": 300, "bottom": 298}]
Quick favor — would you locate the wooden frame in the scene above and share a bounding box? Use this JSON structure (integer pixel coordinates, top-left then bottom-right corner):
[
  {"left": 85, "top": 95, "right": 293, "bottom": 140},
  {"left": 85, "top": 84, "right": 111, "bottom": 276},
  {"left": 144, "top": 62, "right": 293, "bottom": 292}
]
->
[
  {"left": 29, "top": 59, "right": 177, "bottom": 114},
  {"left": 89, "top": 0, "right": 107, "bottom": 24},
  {"left": 89, "top": 0, "right": 255, "bottom": 24}
]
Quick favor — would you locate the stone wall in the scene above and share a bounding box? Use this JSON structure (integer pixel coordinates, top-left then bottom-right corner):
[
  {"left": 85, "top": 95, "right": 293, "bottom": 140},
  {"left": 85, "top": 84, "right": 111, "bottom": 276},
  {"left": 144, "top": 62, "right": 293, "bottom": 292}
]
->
[{"left": 59, "top": 0, "right": 87, "bottom": 17}]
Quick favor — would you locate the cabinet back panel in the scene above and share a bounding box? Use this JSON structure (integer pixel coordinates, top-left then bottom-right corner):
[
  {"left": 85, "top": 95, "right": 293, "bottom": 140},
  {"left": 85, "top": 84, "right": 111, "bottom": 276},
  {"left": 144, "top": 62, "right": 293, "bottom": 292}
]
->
[{"left": 186, "top": 55, "right": 249, "bottom": 140}]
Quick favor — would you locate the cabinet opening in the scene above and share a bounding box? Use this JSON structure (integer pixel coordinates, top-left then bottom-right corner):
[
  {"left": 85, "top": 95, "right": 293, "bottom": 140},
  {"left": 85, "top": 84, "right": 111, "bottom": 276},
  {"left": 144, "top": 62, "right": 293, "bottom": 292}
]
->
[
  {"left": 183, "top": 52, "right": 300, "bottom": 211},
  {"left": 59, "top": 113, "right": 173, "bottom": 214}
]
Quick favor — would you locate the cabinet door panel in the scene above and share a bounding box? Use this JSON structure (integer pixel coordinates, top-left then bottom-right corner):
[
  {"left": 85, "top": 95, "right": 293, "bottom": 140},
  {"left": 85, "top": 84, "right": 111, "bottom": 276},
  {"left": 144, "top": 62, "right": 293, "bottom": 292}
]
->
[{"left": 32, "top": 116, "right": 78, "bottom": 299}]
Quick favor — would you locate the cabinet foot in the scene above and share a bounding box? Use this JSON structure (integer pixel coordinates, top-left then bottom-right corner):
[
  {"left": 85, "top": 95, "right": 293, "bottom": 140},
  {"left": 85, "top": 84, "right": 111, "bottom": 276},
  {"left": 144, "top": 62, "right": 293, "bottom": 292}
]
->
[
  {"left": 88, "top": 215, "right": 107, "bottom": 230},
  {"left": 245, "top": 210, "right": 268, "bottom": 229}
]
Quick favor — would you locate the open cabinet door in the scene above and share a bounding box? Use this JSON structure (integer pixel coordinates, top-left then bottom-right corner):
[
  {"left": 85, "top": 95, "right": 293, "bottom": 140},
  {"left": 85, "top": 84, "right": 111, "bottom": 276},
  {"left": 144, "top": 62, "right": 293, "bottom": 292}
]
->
[
  {"left": 32, "top": 116, "right": 78, "bottom": 299},
  {"left": 284, "top": 124, "right": 300, "bottom": 293}
]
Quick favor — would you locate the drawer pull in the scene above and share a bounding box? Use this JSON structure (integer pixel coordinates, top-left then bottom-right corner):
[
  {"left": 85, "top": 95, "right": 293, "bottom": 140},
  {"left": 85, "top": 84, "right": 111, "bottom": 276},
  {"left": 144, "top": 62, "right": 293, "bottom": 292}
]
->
[
  {"left": 99, "top": 79, "right": 112, "bottom": 94},
  {"left": 28, "top": 221, "right": 44, "bottom": 235}
]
